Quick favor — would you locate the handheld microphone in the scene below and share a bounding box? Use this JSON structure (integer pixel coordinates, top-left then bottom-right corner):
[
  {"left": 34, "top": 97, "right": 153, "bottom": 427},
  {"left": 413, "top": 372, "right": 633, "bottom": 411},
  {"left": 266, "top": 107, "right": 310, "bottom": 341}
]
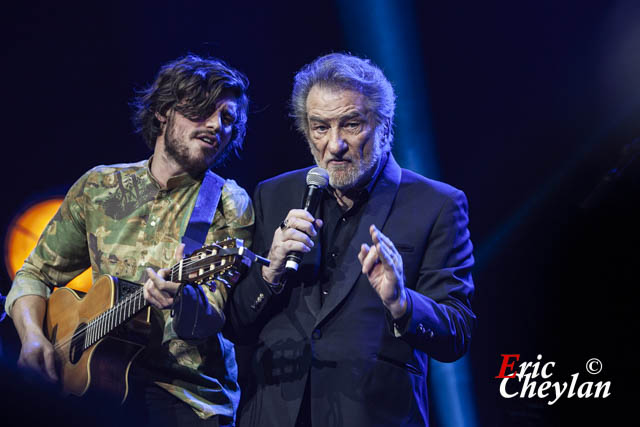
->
[{"left": 285, "top": 167, "right": 329, "bottom": 271}]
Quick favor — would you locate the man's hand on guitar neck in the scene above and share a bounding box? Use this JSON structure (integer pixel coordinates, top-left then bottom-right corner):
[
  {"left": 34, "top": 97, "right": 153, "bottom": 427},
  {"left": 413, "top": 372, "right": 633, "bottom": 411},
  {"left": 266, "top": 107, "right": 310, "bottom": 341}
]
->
[
  {"left": 143, "top": 244, "right": 185, "bottom": 310},
  {"left": 12, "top": 295, "right": 58, "bottom": 383}
]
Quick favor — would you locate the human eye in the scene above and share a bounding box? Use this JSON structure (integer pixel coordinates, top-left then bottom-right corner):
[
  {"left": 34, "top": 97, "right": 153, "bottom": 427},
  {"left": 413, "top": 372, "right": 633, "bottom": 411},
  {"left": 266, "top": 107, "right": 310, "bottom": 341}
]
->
[
  {"left": 311, "top": 123, "right": 329, "bottom": 133},
  {"left": 343, "top": 120, "right": 362, "bottom": 132},
  {"left": 222, "top": 113, "right": 236, "bottom": 126}
]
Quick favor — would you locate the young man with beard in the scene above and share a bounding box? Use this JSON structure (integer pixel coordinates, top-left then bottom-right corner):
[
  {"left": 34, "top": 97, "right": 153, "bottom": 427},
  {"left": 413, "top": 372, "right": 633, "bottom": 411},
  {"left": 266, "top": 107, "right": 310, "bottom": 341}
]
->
[
  {"left": 227, "top": 53, "right": 476, "bottom": 426},
  {"left": 5, "top": 55, "right": 254, "bottom": 427}
]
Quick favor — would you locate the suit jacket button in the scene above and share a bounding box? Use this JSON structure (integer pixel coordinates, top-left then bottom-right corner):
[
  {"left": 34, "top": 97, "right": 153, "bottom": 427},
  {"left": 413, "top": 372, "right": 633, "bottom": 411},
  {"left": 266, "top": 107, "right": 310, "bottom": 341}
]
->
[
  {"left": 250, "top": 293, "right": 265, "bottom": 311},
  {"left": 312, "top": 329, "right": 322, "bottom": 340},
  {"left": 417, "top": 323, "right": 426, "bottom": 335}
]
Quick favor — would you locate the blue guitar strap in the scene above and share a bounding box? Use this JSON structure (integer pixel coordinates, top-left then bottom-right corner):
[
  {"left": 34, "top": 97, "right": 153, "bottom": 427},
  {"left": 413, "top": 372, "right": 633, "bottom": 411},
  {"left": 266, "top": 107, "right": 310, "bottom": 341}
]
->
[{"left": 181, "top": 169, "right": 225, "bottom": 255}]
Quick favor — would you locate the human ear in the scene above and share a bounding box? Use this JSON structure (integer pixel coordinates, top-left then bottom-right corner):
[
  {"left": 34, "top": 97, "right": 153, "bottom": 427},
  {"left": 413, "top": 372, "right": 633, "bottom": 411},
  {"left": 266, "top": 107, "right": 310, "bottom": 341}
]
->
[{"left": 155, "top": 111, "right": 167, "bottom": 125}]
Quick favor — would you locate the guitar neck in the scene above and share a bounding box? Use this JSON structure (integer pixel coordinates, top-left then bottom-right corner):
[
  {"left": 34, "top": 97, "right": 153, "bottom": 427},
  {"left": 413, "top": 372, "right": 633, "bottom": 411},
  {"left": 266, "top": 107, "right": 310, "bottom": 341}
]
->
[
  {"left": 83, "top": 263, "right": 185, "bottom": 349},
  {"left": 81, "top": 241, "right": 258, "bottom": 350}
]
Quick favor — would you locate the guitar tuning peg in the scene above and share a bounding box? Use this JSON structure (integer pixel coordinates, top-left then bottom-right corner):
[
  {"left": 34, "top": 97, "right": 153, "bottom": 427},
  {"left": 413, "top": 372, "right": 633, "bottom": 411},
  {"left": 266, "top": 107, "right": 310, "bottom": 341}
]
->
[
  {"left": 220, "top": 271, "right": 238, "bottom": 287},
  {"left": 217, "top": 277, "right": 232, "bottom": 289}
]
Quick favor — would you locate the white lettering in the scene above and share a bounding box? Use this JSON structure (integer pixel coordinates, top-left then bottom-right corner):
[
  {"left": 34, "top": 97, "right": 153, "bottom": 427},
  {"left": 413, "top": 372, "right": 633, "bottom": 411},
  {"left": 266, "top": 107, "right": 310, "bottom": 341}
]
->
[
  {"left": 541, "top": 361, "right": 555, "bottom": 379},
  {"left": 577, "top": 381, "right": 593, "bottom": 398},
  {"left": 568, "top": 373, "right": 579, "bottom": 398},
  {"left": 500, "top": 378, "right": 519, "bottom": 398},
  {"left": 498, "top": 356, "right": 612, "bottom": 405},
  {"left": 537, "top": 381, "right": 551, "bottom": 398},
  {"left": 520, "top": 375, "right": 537, "bottom": 398},
  {"left": 517, "top": 361, "right": 533, "bottom": 380},
  {"left": 548, "top": 381, "right": 568, "bottom": 405},
  {"left": 594, "top": 381, "right": 611, "bottom": 398}
]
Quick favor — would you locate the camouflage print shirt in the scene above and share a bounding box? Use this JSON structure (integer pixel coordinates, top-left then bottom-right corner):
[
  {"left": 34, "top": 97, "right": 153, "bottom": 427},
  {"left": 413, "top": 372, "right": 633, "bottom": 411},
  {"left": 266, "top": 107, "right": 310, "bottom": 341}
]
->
[{"left": 6, "top": 158, "right": 254, "bottom": 423}]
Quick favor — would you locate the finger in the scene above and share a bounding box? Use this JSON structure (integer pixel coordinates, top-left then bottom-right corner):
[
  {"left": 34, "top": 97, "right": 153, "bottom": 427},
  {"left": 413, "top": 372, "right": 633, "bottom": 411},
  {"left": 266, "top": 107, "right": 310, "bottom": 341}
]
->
[
  {"left": 373, "top": 226, "right": 397, "bottom": 254},
  {"left": 282, "top": 240, "right": 313, "bottom": 254},
  {"left": 370, "top": 224, "right": 379, "bottom": 243},
  {"left": 148, "top": 289, "right": 173, "bottom": 309},
  {"left": 271, "top": 234, "right": 314, "bottom": 259},
  {"left": 157, "top": 267, "right": 171, "bottom": 280},
  {"left": 146, "top": 268, "right": 173, "bottom": 294},
  {"left": 357, "top": 243, "right": 370, "bottom": 265},
  {"left": 370, "top": 226, "right": 398, "bottom": 267},
  {"left": 376, "top": 240, "right": 395, "bottom": 268},
  {"left": 43, "top": 346, "right": 58, "bottom": 382},
  {"left": 152, "top": 286, "right": 174, "bottom": 307},
  {"left": 144, "top": 279, "right": 173, "bottom": 308},
  {"left": 157, "top": 270, "right": 182, "bottom": 296},
  {"left": 361, "top": 244, "right": 380, "bottom": 274},
  {"left": 147, "top": 267, "right": 163, "bottom": 283},
  {"left": 282, "top": 227, "right": 315, "bottom": 247},
  {"left": 284, "top": 217, "right": 318, "bottom": 238},
  {"left": 287, "top": 209, "right": 316, "bottom": 223},
  {"left": 143, "top": 280, "right": 160, "bottom": 307},
  {"left": 174, "top": 243, "right": 185, "bottom": 261}
]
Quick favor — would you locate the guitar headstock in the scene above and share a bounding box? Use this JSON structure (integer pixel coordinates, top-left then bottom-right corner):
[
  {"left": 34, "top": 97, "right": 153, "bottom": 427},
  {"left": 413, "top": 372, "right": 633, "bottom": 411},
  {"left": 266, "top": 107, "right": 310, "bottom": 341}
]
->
[{"left": 170, "top": 238, "right": 269, "bottom": 289}]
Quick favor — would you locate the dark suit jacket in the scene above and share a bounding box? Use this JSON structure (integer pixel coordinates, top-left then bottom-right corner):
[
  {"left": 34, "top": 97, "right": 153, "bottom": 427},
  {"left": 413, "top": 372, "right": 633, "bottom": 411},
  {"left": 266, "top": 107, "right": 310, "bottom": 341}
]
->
[{"left": 227, "top": 155, "right": 475, "bottom": 427}]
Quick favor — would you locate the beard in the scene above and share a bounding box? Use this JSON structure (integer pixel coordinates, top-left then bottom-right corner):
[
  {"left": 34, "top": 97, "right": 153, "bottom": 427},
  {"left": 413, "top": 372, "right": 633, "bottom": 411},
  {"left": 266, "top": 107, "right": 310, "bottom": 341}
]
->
[
  {"left": 319, "top": 135, "right": 384, "bottom": 192},
  {"left": 164, "top": 113, "right": 218, "bottom": 176}
]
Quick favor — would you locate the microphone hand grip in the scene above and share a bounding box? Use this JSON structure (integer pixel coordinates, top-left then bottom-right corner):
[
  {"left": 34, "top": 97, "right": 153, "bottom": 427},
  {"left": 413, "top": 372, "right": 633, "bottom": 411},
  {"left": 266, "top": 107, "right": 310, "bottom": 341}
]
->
[{"left": 283, "top": 168, "right": 329, "bottom": 273}]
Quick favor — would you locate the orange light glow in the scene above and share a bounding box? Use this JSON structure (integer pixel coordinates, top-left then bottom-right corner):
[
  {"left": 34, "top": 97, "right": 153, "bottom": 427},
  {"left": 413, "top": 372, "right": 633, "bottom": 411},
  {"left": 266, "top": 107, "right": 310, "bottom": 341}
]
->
[{"left": 5, "top": 198, "right": 93, "bottom": 293}]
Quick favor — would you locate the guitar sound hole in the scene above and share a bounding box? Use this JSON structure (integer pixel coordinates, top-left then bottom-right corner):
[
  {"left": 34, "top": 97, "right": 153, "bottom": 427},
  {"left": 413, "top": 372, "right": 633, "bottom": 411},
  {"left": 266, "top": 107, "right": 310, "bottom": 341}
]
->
[{"left": 69, "top": 323, "right": 87, "bottom": 364}]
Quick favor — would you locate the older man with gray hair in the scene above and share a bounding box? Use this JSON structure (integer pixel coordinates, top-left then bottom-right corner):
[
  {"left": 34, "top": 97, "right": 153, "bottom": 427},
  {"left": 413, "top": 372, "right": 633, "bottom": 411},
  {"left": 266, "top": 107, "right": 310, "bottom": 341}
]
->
[{"left": 227, "top": 53, "right": 475, "bottom": 427}]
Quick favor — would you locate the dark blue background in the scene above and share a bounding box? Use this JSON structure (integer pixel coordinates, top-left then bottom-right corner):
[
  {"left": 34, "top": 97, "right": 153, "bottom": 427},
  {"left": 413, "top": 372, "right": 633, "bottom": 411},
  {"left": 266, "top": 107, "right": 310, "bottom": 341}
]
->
[{"left": 1, "top": 1, "right": 637, "bottom": 425}]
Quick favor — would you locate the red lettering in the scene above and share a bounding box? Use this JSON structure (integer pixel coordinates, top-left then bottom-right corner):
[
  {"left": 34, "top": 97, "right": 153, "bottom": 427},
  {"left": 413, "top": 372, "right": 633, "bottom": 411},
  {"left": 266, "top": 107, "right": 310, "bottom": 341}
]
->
[{"left": 495, "top": 354, "right": 520, "bottom": 378}]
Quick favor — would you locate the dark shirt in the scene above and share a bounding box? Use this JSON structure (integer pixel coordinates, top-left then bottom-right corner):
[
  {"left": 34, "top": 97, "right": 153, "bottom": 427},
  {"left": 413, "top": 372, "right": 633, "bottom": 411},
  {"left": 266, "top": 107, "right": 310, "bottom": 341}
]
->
[
  {"left": 318, "top": 189, "right": 369, "bottom": 305},
  {"left": 316, "top": 153, "right": 412, "bottom": 329}
]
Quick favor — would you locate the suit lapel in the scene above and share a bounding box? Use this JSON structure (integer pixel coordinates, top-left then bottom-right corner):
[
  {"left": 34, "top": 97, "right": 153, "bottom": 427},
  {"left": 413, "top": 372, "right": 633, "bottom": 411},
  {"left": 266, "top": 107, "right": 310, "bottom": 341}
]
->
[
  {"left": 314, "top": 155, "right": 402, "bottom": 326},
  {"left": 300, "top": 230, "right": 322, "bottom": 318}
]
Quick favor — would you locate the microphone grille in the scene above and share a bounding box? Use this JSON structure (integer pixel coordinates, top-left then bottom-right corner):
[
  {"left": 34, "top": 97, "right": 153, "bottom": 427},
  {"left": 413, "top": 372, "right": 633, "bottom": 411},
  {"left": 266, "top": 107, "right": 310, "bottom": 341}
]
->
[{"left": 306, "top": 167, "right": 329, "bottom": 188}]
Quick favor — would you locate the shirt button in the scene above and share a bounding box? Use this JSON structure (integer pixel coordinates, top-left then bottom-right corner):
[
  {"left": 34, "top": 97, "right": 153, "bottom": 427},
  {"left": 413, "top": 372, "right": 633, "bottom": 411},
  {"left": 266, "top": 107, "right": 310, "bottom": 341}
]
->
[{"left": 312, "top": 329, "right": 322, "bottom": 340}]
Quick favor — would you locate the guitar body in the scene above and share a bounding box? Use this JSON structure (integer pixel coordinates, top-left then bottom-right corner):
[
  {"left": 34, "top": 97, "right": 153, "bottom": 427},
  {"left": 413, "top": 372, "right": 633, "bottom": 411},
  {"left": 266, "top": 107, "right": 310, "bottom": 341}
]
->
[
  {"left": 41, "top": 238, "right": 264, "bottom": 404},
  {"left": 45, "top": 275, "right": 147, "bottom": 403}
]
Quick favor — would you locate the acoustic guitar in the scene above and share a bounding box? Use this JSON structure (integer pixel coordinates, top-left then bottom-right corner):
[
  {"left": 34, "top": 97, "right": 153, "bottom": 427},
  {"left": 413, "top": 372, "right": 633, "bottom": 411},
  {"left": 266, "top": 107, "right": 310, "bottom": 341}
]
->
[{"left": 44, "top": 238, "right": 268, "bottom": 403}]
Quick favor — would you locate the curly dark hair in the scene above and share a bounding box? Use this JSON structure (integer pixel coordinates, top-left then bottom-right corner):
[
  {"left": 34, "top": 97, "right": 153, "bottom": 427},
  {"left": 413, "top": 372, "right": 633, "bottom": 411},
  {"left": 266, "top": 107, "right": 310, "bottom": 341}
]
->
[{"left": 132, "top": 54, "right": 249, "bottom": 160}]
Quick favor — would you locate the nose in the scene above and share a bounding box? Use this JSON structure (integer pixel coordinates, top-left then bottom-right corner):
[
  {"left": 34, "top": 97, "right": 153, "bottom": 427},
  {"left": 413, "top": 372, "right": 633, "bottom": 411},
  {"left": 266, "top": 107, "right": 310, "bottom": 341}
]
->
[
  {"left": 327, "top": 129, "right": 348, "bottom": 156},
  {"left": 204, "top": 111, "right": 221, "bottom": 132}
]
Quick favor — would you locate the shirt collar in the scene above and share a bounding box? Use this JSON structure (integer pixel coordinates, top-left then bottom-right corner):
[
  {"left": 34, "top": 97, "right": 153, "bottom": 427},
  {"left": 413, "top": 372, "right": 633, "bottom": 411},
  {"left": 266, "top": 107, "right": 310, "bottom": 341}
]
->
[{"left": 146, "top": 156, "right": 203, "bottom": 190}]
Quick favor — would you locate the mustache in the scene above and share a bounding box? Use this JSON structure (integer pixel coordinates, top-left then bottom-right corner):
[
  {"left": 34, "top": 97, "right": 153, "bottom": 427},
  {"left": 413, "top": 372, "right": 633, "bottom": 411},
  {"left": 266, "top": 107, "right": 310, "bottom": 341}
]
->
[
  {"left": 192, "top": 130, "right": 218, "bottom": 139},
  {"left": 191, "top": 130, "right": 220, "bottom": 144}
]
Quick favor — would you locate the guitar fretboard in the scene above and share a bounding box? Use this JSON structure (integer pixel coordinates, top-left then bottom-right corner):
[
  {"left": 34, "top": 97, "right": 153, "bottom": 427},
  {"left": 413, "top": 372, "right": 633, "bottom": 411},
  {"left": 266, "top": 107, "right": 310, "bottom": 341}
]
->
[
  {"left": 80, "top": 250, "right": 235, "bottom": 350},
  {"left": 82, "top": 264, "right": 184, "bottom": 350}
]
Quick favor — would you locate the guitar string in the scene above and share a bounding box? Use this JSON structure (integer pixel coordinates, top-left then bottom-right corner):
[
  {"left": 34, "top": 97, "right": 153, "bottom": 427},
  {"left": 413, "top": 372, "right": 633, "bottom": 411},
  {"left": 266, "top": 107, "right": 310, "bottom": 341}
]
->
[
  {"left": 54, "top": 259, "right": 227, "bottom": 351},
  {"left": 52, "top": 258, "right": 233, "bottom": 351},
  {"left": 53, "top": 258, "right": 230, "bottom": 351}
]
